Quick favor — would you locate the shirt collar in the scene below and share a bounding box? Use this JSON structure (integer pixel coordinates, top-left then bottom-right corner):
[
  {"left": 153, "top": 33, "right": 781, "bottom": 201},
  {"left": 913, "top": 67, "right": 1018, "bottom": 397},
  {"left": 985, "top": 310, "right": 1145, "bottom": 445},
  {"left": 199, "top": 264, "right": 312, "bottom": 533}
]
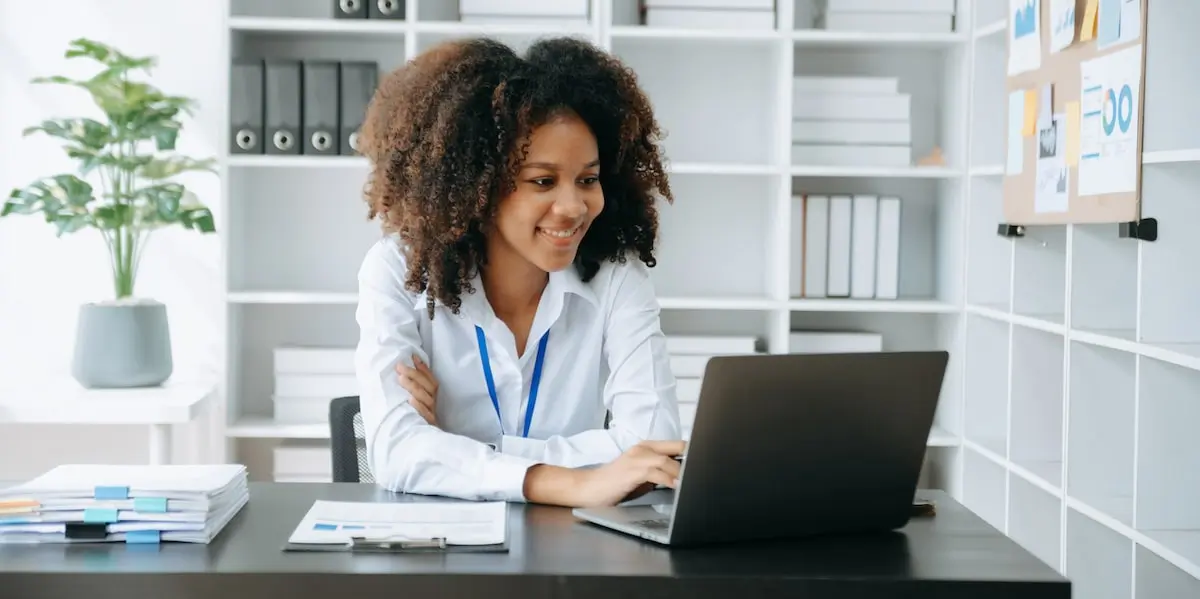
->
[{"left": 418, "top": 262, "right": 599, "bottom": 324}]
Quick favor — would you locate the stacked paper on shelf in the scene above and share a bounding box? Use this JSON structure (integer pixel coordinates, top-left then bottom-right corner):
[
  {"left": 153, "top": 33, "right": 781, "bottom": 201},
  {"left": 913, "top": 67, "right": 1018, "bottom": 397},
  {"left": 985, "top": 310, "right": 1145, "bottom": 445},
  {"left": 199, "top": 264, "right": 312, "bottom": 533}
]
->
[
  {"left": 643, "top": 0, "right": 776, "bottom": 31},
  {"left": 791, "top": 76, "right": 912, "bottom": 167},
  {"left": 457, "top": 0, "right": 589, "bottom": 26},
  {"left": 273, "top": 345, "right": 357, "bottom": 424},
  {"left": 815, "top": 0, "right": 957, "bottom": 34},
  {"left": 0, "top": 464, "right": 249, "bottom": 544},
  {"left": 274, "top": 441, "right": 333, "bottom": 483},
  {"left": 666, "top": 335, "right": 761, "bottom": 439}
]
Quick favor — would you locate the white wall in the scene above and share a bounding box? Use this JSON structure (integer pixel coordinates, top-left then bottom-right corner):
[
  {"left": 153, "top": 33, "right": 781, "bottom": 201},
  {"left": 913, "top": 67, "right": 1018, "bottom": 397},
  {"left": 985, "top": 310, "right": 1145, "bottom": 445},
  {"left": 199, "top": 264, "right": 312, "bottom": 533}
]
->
[{"left": 0, "top": 0, "right": 226, "bottom": 479}]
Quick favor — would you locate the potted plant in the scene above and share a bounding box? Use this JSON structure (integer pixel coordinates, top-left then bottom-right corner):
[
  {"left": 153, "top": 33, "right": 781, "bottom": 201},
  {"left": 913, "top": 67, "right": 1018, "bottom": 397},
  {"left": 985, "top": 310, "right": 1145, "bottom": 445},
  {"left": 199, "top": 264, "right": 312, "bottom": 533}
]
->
[{"left": 2, "top": 38, "right": 217, "bottom": 389}]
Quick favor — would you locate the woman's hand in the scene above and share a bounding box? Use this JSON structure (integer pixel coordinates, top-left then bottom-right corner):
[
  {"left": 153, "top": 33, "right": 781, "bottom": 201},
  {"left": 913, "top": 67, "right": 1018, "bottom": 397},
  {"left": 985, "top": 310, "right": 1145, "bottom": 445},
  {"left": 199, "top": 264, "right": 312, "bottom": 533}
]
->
[
  {"left": 396, "top": 354, "right": 438, "bottom": 426},
  {"left": 573, "top": 440, "right": 686, "bottom": 507}
]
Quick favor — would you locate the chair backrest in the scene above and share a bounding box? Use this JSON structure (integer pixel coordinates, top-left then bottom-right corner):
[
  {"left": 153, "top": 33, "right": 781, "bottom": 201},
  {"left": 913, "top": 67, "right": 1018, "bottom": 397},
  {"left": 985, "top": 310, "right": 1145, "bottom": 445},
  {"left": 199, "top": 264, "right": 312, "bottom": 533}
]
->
[{"left": 328, "top": 395, "right": 374, "bottom": 483}]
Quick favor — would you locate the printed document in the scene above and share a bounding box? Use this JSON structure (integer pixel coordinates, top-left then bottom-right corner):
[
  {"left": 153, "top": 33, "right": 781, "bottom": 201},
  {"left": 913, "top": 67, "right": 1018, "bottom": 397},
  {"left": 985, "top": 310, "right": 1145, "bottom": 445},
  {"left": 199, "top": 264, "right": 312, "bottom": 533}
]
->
[{"left": 287, "top": 500, "right": 507, "bottom": 546}]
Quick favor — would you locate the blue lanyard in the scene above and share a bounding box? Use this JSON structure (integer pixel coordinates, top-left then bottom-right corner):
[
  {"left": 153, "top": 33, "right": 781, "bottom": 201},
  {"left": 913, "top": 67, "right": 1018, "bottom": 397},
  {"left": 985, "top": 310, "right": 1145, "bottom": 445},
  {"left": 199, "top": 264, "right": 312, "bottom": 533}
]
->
[{"left": 474, "top": 326, "right": 549, "bottom": 438}]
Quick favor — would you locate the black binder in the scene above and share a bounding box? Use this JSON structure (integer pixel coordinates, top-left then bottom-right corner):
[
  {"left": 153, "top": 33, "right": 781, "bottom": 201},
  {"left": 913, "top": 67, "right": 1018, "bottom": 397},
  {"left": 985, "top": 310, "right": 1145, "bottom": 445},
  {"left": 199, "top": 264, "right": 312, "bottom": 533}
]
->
[
  {"left": 284, "top": 535, "right": 509, "bottom": 554},
  {"left": 338, "top": 61, "right": 378, "bottom": 156},
  {"left": 264, "top": 59, "right": 302, "bottom": 155},
  {"left": 229, "top": 59, "right": 264, "bottom": 155},
  {"left": 302, "top": 61, "right": 339, "bottom": 156},
  {"left": 367, "top": 0, "right": 404, "bottom": 19},
  {"left": 334, "top": 0, "right": 367, "bottom": 18}
]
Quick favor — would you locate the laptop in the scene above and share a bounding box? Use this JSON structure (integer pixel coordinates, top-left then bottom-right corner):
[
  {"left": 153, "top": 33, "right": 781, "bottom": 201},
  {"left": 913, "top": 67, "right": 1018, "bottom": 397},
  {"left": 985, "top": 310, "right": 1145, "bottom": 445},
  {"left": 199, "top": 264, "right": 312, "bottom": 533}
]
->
[{"left": 573, "top": 350, "right": 949, "bottom": 547}]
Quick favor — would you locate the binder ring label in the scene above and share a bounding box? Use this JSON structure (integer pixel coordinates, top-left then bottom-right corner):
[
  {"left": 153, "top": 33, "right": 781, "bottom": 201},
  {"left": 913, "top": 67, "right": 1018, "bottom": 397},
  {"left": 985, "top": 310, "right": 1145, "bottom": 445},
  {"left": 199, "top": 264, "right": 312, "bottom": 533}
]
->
[
  {"left": 273, "top": 130, "right": 295, "bottom": 151},
  {"left": 311, "top": 131, "right": 333, "bottom": 151},
  {"left": 349, "top": 132, "right": 360, "bottom": 152},
  {"left": 236, "top": 129, "right": 257, "bottom": 151},
  {"left": 377, "top": 0, "right": 400, "bottom": 15},
  {"left": 341, "top": 0, "right": 361, "bottom": 13}
]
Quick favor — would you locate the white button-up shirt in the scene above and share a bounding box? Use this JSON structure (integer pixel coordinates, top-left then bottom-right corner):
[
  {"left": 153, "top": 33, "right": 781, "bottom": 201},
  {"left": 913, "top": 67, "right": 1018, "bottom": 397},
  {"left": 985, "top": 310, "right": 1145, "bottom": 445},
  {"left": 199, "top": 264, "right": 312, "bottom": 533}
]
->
[{"left": 354, "top": 236, "right": 682, "bottom": 502}]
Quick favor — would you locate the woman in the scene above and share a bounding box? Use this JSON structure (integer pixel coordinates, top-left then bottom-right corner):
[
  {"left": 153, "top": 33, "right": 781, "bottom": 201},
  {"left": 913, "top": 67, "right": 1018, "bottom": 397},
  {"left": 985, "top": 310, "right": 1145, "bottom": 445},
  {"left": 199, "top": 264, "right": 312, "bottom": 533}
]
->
[{"left": 354, "top": 35, "right": 685, "bottom": 508}]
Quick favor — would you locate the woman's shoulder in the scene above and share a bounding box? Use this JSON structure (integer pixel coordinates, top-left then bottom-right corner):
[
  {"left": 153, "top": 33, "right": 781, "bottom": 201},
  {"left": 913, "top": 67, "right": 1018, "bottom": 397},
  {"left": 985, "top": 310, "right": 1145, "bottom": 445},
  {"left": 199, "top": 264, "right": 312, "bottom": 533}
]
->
[
  {"left": 583, "top": 255, "right": 657, "bottom": 307},
  {"left": 358, "top": 234, "right": 417, "bottom": 297}
]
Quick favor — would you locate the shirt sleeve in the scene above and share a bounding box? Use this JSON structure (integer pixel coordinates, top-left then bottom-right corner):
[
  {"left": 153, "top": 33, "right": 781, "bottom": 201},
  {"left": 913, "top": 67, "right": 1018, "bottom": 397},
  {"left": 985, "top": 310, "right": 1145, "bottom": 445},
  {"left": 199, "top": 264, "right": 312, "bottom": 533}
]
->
[
  {"left": 355, "top": 239, "right": 539, "bottom": 502},
  {"left": 496, "top": 259, "right": 683, "bottom": 466}
]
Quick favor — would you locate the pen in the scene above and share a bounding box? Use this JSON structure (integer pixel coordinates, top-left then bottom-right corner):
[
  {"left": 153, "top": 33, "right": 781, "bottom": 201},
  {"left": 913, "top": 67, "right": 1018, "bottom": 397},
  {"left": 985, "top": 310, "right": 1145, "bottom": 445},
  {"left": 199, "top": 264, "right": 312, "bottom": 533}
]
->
[{"left": 348, "top": 535, "right": 448, "bottom": 550}]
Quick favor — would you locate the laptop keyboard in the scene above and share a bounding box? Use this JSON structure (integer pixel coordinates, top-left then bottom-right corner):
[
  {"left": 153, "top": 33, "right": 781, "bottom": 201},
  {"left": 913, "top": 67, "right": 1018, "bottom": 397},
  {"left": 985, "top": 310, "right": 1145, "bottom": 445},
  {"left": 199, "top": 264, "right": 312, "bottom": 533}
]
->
[{"left": 631, "top": 518, "right": 670, "bottom": 531}]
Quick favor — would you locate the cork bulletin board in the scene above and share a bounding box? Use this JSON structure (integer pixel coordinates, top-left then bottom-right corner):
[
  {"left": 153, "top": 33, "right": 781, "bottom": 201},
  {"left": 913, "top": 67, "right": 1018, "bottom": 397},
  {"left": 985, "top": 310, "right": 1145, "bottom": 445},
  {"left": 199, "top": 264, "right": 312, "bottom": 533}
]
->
[{"left": 1002, "top": 0, "right": 1149, "bottom": 225}]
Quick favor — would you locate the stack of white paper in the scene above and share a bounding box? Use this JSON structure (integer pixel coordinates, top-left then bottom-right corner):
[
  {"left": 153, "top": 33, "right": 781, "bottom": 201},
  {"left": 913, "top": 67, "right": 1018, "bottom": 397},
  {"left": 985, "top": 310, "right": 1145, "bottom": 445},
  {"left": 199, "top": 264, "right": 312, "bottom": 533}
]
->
[
  {"left": 815, "top": 0, "right": 957, "bottom": 34},
  {"left": 665, "top": 335, "right": 761, "bottom": 439},
  {"left": 273, "top": 345, "right": 356, "bottom": 424},
  {"left": 457, "top": 0, "right": 589, "bottom": 26},
  {"left": 643, "top": 0, "right": 777, "bottom": 31},
  {"left": 0, "top": 464, "right": 249, "bottom": 545},
  {"left": 791, "top": 76, "right": 912, "bottom": 168}
]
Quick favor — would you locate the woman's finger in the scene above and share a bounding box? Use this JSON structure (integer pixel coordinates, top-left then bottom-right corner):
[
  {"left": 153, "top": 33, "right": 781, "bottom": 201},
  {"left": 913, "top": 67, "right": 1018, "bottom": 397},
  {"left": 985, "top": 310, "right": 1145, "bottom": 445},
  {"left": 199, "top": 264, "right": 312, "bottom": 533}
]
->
[
  {"left": 410, "top": 398, "right": 436, "bottom": 425},
  {"left": 397, "top": 363, "right": 437, "bottom": 397},
  {"left": 400, "top": 374, "right": 435, "bottom": 410}
]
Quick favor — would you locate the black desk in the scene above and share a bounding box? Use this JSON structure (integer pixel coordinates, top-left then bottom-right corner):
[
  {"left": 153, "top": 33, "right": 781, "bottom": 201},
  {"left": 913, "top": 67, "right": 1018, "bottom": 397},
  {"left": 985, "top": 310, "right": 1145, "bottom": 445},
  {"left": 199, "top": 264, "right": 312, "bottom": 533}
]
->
[{"left": 0, "top": 482, "right": 1069, "bottom": 599}]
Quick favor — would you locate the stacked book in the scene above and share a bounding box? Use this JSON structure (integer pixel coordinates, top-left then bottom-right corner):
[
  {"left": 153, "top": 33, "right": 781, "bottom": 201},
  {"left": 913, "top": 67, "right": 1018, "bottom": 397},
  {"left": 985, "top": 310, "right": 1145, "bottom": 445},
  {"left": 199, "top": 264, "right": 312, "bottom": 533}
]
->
[
  {"left": 274, "top": 441, "right": 333, "bottom": 483},
  {"left": 666, "top": 334, "right": 761, "bottom": 439},
  {"left": 791, "top": 194, "right": 901, "bottom": 300},
  {"left": 815, "top": 0, "right": 957, "bottom": 34},
  {"left": 791, "top": 75, "right": 912, "bottom": 168},
  {"left": 458, "top": 0, "right": 589, "bottom": 26},
  {"left": 643, "top": 0, "right": 776, "bottom": 31},
  {"left": 0, "top": 464, "right": 248, "bottom": 544},
  {"left": 273, "top": 345, "right": 357, "bottom": 424}
]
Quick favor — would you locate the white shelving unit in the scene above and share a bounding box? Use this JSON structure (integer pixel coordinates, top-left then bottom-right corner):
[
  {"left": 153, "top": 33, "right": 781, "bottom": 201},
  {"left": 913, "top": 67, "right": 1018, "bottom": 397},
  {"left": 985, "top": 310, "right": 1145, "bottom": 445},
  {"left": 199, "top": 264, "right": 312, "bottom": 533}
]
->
[
  {"left": 959, "top": 0, "right": 1200, "bottom": 597},
  {"left": 212, "top": 1, "right": 1200, "bottom": 596}
]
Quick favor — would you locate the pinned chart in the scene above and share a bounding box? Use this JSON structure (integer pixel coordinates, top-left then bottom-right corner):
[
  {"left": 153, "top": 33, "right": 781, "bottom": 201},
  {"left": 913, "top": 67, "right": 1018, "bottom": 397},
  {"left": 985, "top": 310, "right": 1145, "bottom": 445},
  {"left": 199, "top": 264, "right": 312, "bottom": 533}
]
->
[
  {"left": 1001, "top": 0, "right": 1149, "bottom": 225},
  {"left": 1008, "top": 0, "right": 1042, "bottom": 76}
]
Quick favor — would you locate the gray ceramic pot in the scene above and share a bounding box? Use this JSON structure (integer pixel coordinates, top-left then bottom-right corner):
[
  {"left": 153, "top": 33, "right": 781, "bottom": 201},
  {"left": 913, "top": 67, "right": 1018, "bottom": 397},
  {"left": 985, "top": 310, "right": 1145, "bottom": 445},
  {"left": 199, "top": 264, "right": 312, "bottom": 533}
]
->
[{"left": 71, "top": 299, "right": 173, "bottom": 388}]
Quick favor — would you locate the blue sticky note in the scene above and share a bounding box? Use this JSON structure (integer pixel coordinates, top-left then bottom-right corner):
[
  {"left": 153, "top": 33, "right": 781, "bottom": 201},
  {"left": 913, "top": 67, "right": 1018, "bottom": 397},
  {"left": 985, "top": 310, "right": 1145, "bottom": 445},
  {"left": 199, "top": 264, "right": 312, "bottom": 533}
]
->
[
  {"left": 133, "top": 497, "right": 169, "bottom": 513},
  {"left": 126, "top": 530, "right": 161, "bottom": 544},
  {"left": 83, "top": 508, "right": 119, "bottom": 524},
  {"left": 1097, "top": 0, "right": 1121, "bottom": 47},
  {"left": 93, "top": 486, "right": 129, "bottom": 500},
  {"left": 1007, "top": 91, "right": 1026, "bottom": 175}
]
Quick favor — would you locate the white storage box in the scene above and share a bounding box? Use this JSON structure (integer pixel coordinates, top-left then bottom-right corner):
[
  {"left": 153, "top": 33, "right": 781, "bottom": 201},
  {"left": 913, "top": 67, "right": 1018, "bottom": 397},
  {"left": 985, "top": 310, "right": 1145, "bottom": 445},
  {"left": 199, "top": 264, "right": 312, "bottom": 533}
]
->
[
  {"left": 458, "top": 0, "right": 588, "bottom": 17},
  {"left": 792, "top": 93, "right": 911, "bottom": 121},
  {"left": 820, "top": 12, "right": 954, "bottom": 33},
  {"left": 791, "top": 119, "right": 911, "bottom": 145},
  {"left": 273, "top": 442, "right": 332, "bottom": 483},
  {"left": 791, "top": 144, "right": 912, "bottom": 167},
  {"left": 822, "top": 0, "right": 956, "bottom": 13},
  {"left": 793, "top": 75, "right": 898, "bottom": 95},
  {"left": 788, "top": 331, "right": 884, "bottom": 353},
  {"left": 645, "top": 7, "right": 776, "bottom": 29},
  {"left": 666, "top": 335, "right": 759, "bottom": 355}
]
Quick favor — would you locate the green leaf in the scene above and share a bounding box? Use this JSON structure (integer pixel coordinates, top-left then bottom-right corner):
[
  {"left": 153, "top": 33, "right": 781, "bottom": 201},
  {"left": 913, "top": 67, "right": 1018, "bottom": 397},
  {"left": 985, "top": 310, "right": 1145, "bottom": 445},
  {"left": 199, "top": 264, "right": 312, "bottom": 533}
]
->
[
  {"left": 92, "top": 204, "right": 132, "bottom": 230},
  {"left": 179, "top": 206, "right": 216, "bottom": 233},
  {"left": 55, "top": 213, "right": 91, "bottom": 236},
  {"left": 133, "top": 183, "right": 184, "bottom": 221},
  {"left": 4, "top": 174, "right": 95, "bottom": 217},
  {"left": 22, "top": 117, "right": 113, "bottom": 151},
  {"left": 138, "top": 156, "right": 217, "bottom": 180},
  {"left": 63, "top": 38, "right": 156, "bottom": 74}
]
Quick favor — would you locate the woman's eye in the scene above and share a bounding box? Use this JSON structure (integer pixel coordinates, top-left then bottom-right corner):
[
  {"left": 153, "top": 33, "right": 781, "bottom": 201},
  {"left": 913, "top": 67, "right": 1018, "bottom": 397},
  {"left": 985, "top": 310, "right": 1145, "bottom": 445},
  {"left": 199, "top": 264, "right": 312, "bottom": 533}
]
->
[
  {"left": 531, "top": 177, "right": 554, "bottom": 187},
  {"left": 580, "top": 176, "right": 599, "bottom": 185}
]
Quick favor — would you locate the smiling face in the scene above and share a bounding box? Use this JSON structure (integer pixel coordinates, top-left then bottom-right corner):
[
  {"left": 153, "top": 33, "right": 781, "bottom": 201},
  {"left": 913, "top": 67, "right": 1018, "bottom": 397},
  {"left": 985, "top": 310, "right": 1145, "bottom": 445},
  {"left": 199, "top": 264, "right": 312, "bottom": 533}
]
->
[{"left": 490, "top": 110, "right": 605, "bottom": 274}]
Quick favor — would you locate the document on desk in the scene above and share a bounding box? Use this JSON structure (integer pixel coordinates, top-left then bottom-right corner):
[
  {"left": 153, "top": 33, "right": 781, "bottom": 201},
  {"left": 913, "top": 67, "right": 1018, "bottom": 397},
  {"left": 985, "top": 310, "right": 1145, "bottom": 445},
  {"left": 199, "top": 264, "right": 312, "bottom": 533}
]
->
[{"left": 284, "top": 500, "right": 509, "bottom": 553}]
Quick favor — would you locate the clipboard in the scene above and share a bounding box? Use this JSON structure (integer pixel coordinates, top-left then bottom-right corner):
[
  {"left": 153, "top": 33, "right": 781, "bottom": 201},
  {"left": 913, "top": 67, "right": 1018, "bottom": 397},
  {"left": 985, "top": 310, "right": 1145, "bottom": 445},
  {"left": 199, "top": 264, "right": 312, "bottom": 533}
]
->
[{"left": 284, "top": 534, "right": 510, "bottom": 554}]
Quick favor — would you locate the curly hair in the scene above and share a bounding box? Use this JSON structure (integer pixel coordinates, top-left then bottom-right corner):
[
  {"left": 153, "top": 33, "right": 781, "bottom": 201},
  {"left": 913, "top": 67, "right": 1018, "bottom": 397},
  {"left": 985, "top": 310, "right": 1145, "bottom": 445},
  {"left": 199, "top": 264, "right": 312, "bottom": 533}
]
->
[{"left": 358, "top": 35, "right": 673, "bottom": 318}]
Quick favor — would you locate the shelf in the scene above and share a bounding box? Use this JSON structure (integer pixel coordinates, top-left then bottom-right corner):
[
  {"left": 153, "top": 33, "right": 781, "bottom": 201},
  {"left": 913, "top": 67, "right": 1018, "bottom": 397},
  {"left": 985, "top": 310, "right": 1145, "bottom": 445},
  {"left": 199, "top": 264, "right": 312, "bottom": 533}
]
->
[
  {"left": 1011, "top": 226, "right": 1066, "bottom": 326},
  {"left": 609, "top": 25, "right": 778, "bottom": 42},
  {"left": 963, "top": 314, "right": 1008, "bottom": 458},
  {"left": 658, "top": 297, "right": 777, "bottom": 311},
  {"left": 228, "top": 291, "right": 358, "bottom": 304},
  {"left": 1136, "top": 357, "right": 1200, "bottom": 579},
  {"left": 786, "top": 299, "right": 956, "bottom": 313},
  {"left": 961, "top": 445, "right": 1008, "bottom": 533},
  {"left": 1143, "top": 149, "right": 1200, "bottom": 164},
  {"left": 1071, "top": 223, "right": 1138, "bottom": 335},
  {"left": 788, "top": 166, "right": 962, "bottom": 179},
  {"left": 789, "top": 29, "right": 966, "bottom": 47},
  {"left": 1068, "top": 342, "right": 1136, "bottom": 527},
  {"left": 1010, "top": 327, "right": 1064, "bottom": 491},
  {"left": 1064, "top": 507, "right": 1134, "bottom": 599},
  {"left": 1008, "top": 474, "right": 1063, "bottom": 570},
  {"left": 227, "top": 418, "right": 329, "bottom": 439},
  {"left": 973, "top": 19, "right": 1006, "bottom": 40},
  {"left": 229, "top": 16, "right": 408, "bottom": 36},
  {"left": 227, "top": 155, "right": 368, "bottom": 169}
]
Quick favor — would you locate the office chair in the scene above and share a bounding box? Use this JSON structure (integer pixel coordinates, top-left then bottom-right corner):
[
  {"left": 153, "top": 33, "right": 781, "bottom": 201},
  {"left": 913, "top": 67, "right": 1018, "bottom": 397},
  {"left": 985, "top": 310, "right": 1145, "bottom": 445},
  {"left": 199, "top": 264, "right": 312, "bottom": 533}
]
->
[{"left": 328, "top": 395, "right": 375, "bottom": 483}]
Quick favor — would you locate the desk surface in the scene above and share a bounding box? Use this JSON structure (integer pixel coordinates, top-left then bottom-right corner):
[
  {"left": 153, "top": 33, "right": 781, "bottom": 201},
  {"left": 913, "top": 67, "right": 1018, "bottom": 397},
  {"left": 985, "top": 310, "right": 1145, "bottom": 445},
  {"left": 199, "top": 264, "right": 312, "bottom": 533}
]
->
[{"left": 0, "top": 482, "right": 1069, "bottom": 599}]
